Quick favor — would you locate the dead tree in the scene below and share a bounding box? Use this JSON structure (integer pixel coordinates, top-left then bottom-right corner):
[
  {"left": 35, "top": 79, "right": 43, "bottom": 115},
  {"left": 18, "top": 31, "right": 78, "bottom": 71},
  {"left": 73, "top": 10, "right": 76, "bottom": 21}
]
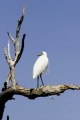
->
[{"left": 0, "top": 5, "right": 80, "bottom": 120}]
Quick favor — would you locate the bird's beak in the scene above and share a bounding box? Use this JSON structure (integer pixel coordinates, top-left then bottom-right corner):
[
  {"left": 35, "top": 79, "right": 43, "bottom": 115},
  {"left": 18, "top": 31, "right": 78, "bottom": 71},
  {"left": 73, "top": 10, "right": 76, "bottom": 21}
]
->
[{"left": 37, "top": 53, "right": 43, "bottom": 56}]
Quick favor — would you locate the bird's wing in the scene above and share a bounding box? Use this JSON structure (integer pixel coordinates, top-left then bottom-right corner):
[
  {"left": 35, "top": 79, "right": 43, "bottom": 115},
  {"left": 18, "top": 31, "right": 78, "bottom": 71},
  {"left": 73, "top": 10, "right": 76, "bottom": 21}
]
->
[{"left": 33, "top": 56, "right": 48, "bottom": 79}]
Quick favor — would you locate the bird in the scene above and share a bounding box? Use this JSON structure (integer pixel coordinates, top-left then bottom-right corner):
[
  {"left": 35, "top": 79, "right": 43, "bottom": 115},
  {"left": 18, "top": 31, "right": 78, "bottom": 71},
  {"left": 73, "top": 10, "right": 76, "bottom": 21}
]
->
[{"left": 33, "top": 51, "right": 49, "bottom": 88}]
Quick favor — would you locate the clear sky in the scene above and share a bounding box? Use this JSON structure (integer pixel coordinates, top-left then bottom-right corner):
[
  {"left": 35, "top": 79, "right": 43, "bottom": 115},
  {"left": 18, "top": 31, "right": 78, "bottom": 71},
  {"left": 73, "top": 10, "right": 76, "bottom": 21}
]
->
[{"left": 0, "top": 0, "right": 80, "bottom": 120}]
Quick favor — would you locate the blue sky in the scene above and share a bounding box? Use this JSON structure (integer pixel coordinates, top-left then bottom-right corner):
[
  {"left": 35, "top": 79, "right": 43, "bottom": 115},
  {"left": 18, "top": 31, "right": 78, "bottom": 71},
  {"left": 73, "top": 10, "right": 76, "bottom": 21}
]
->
[{"left": 0, "top": 0, "right": 80, "bottom": 120}]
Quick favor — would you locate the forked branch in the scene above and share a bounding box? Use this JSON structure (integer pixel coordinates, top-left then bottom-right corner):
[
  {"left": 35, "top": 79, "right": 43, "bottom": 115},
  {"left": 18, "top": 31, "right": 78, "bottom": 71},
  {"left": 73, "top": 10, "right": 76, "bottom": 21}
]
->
[{"left": 3, "top": 5, "right": 26, "bottom": 89}]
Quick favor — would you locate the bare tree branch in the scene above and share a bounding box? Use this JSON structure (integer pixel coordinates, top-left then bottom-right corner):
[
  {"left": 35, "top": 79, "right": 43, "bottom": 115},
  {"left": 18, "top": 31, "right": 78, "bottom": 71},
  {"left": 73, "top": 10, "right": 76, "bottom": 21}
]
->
[
  {"left": 7, "top": 32, "right": 15, "bottom": 44},
  {"left": 7, "top": 116, "right": 9, "bottom": 120},
  {"left": 2, "top": 6, "right": 26, "bottom": 119},
  {"left": 1, "top": 83, "right": 80, "bottom": 119},
  {"left": 13, "top": 5, "right": 26, "bottom": 66},
  {"left": 4, "top": 5, "right": 26, "bottom": 89},
  {"left": 16, "top": 4, "right": 26, "bottom": 38},
  {"left": 1, "top": 84, "right": 80, "bottom": 99},
  {"left": 8, "top": 41, "right": 11, "bottom": 59},
  {"left": 14, "top": 34, "right": 26, "bottom": 66},
  {"left": 4, "top": 46, "right": 8, "bottom": 60},
  {"left": 6, "top": 73, "right": 11, "bottom": 85}
]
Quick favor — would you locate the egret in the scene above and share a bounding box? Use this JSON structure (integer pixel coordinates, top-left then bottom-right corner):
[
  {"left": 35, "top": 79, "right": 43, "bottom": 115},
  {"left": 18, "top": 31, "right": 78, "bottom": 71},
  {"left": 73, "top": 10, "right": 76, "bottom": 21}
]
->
[{"left": 33, "top": 51, "right": 49, "bottom": 87}]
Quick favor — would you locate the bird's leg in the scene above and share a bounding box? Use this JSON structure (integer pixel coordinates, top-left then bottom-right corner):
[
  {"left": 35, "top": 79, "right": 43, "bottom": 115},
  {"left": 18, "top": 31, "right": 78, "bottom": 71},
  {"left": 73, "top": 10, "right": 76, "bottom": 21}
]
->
[
  {"left": 37, "top": 76, "right": 39, "bottom": 88},
  {"left": 40, "top": 74, "right": 44, "bottom": 86}
]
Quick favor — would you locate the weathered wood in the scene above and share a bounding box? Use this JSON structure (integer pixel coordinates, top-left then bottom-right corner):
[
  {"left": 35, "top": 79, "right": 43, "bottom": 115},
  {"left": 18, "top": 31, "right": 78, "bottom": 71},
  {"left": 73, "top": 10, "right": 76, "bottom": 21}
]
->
[
  {"left": 1, "top": 84, "right": 80, "bottom": 100},
  {"left": 1, "top": 5, "right": 26, "bottom": 120}
]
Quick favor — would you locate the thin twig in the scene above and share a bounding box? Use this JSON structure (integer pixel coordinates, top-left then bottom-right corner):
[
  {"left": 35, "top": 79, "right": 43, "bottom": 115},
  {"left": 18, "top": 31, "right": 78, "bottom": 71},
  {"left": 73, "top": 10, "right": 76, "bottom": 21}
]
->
[
  {"left": 7, "top": 32, "right": 15, "bottom": 44},
  {"left": 16, "top": 5, "right": 26, "bottom": 38},
  {"left": 7, "top": 115, "right": 9, "bottom": 120},
  {"left": 8, "top": 41, "right": 11, "bottom": 59},
  {"left": 14, "top": 34, "right": 26, "bottom": 66}
]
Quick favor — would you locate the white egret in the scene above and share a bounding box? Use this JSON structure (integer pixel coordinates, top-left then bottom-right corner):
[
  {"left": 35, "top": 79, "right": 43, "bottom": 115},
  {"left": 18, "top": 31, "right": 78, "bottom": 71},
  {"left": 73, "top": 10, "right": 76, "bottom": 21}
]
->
[{"left": 33, "top": 51, "right": 49, "bottom": 87}]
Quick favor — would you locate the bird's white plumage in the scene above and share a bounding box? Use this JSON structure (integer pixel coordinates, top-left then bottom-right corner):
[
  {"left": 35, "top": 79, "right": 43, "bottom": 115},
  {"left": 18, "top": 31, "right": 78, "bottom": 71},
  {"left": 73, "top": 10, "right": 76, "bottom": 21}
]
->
[{"left": 33, "top": 51, "right": 49, "bottom": 79}]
